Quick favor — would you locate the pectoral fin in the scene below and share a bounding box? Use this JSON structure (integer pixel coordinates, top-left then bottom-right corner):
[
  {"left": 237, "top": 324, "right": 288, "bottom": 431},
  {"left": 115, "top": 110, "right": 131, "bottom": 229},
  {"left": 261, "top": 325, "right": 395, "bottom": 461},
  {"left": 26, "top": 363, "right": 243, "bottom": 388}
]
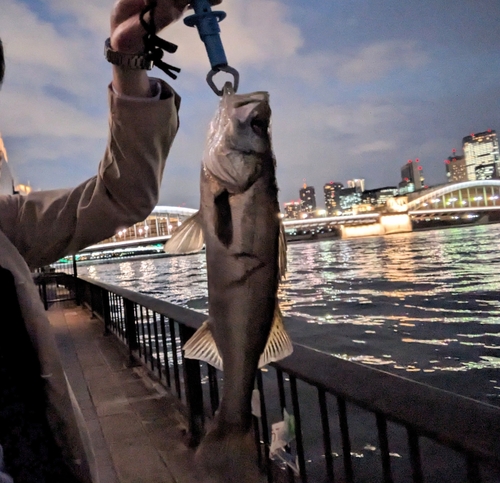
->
[
  {"left": 258, "top": 306, "right": 293, "bottom": 368},
  {"left": 183, "top": 321, "right": 223, "bottom": 371},
  {"left": 164, "top": 212, "right": 205, "bottom": 254}
]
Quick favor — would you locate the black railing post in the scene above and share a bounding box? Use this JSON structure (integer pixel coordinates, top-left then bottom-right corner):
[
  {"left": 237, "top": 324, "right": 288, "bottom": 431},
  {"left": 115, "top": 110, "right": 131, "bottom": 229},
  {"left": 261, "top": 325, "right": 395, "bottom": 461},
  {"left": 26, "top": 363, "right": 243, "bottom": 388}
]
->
[
  {"left": 179, "top": 324, "right": 205, "bottom": 447},
  {"left": 124, "top": 298, "right": 139, "bottom": 364},
  {"left": 41, "top": 278, "right": 48, "bottom": 311},
  {"left": 101, "top": 289, "right": 111, "bottom": 335},
  {"left": 72, "top": 256, "right": 80, "bottom": 306}
]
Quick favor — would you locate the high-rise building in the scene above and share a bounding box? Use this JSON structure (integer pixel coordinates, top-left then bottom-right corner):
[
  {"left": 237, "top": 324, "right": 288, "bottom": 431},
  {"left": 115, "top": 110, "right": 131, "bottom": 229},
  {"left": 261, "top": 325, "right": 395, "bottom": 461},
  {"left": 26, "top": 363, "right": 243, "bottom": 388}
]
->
[
  {"left": 463, "top": 130, "right": 499, "bottom": 181},
  {"left": 299, "top": 185, "right": 316, "bottom": 213},
  {"left": 347, "top": 179, "right": 365, "bottom": 192},
  {"left": 0, "top": 133, "right": 14, "bottom": 196},
  {"left": 323, "top": 182, "right": 343, "bottom": 215},
  {"left": 283, "top": 201, "right": 302, "bottom": 219},
  {"left": 362, "top": 187, "right": 398, "bottom": 207},
  {"left": 475, "top": 163, "right": 498, "bottom": 180},
  {"left": 399, "top": 159, "right": 424, "bottom": 193},
  {"left": 339, "top": 187, "right": 362, "bottom": 212},
  {"left": 445, "top": 154, "right": 467, "bottom": 183}
]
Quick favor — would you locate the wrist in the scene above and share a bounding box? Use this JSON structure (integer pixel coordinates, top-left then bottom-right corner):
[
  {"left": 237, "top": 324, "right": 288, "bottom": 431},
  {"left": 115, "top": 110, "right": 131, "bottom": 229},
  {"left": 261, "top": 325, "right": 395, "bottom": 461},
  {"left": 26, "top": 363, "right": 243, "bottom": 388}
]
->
[{"left": 105, "top": 38, "right": 153, "bottom": 71}]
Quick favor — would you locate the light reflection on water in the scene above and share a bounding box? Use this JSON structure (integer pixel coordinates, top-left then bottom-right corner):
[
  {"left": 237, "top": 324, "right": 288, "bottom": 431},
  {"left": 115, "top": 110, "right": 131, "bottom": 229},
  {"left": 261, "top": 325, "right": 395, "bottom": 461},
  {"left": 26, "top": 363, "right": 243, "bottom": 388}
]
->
[{"left": 80, "top": 223, "right": 500, "bottom": 405}]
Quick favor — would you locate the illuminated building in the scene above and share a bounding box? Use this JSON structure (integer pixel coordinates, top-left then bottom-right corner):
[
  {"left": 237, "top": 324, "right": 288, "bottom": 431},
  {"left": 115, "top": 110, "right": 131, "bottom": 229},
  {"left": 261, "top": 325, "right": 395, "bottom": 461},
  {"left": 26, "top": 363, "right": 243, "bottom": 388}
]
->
[
  {"left": 399, "top": 159, "right": 424, "bottom": 193},
  {"left": 475, "top": 162, "right": 498, "bottom": 180},
  {"left": 0, "top": 133, "right": 15, "bottom": 195},
  {"left": 463, "top": 130, "right": 499, "bottom": 180},
  {"left": 347, "top": 179, "right": 365, "bottom": 192},
  {"left": 299, "top": 184, "right": 316, "bottom": 213},
  {"left": 339, "top": 187, "right": 362, "bottom": 212},
  {"left": 283, "top": 201, "right": 302, "bottom": 219},
  {"left": 362, "top": 187, "right": 398, "bottom": 207},
  {"left": 323, "top": 182, "right": 343, "bottom": 215},
  {"left": 445, "top": 154, "right": 467, "bottom": 183}
]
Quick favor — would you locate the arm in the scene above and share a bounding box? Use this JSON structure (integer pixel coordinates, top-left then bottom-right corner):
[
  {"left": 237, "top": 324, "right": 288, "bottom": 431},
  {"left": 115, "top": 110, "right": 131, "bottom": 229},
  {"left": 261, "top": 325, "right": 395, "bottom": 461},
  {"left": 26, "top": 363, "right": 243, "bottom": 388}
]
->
[
  {"left": 0, "top": 79, "right": 180, "bottom": 268},
  {"left": 0, "top": 0, "right": 206, "bottom": 268}
]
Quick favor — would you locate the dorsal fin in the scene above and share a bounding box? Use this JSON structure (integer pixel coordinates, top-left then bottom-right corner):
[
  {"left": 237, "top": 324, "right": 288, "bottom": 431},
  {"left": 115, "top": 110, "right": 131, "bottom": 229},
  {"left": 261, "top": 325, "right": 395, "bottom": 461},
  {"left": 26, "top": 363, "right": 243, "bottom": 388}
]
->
[{"left": 164, "top": 212, "right": 204, "bottom": 255}]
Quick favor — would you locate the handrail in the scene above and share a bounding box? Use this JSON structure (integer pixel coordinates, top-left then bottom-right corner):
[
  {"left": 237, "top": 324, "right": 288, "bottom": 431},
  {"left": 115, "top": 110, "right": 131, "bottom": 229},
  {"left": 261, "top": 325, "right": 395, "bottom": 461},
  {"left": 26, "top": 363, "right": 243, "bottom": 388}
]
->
[
  {"left": 39, "top": 273, "right": 500, "bottom": 482},
  {"left": 78, "top": 276, "right": 500, "bottom": 464}
]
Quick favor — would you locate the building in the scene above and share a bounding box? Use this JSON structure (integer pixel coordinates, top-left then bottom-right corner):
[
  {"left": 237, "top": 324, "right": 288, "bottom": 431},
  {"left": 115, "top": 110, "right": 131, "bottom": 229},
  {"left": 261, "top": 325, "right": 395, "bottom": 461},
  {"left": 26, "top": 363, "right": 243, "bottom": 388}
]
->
[
  {"left": 323, "top": 182, "right": 343, "bottom": 215},
  {"left": 399, "top": 159, "right": 424, "bottom": 193},
  {"left": 0, "top": 133, "right": 15, "bottom": 195},
  {"left": 463, "top": 130, "right": 499, "bottom": 181},
  {"left": 283, "top": 201, "right": 302, "bottom": 219},
  {"left": 475, "top": 162, "right": 498, "bottom": 180},
  {"left": 445, "top": 154, "right": 467, "bottom": 183},
  {"left": 347, "top": 179, "right": 365, "bottom": 192},
  {"left": 362, "top": 187, "right": 398, "bottom": 207},
  {"left": 299, "top": 185, "right": 316, "bottom": 213},
  {"left": 339, "top": 187, "right": 362, "bottom": 212}
]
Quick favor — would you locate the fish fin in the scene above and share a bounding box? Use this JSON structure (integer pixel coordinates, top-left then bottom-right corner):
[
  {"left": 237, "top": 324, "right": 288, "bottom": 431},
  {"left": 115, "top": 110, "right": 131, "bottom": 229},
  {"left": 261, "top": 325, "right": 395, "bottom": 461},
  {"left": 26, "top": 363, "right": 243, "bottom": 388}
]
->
[
  {"left": 258, "top": 306, "right": 293, "bottom": 368},
  {"left": 183, "top": 321, "right": 224, "bottom": 371},
  {"left": 279, "top": 221, "right": 287, "bottom": 280},
  {"left": 164, "top": 212, "right": 204, "bottom": 254}
]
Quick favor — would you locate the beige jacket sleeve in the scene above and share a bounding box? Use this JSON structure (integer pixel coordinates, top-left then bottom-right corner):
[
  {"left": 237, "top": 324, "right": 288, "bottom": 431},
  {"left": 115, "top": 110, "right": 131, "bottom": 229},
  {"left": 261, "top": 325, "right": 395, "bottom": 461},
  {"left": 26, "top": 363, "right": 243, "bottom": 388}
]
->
[{"left": 0, "top": 80, "right": 180, "bottom": 269}]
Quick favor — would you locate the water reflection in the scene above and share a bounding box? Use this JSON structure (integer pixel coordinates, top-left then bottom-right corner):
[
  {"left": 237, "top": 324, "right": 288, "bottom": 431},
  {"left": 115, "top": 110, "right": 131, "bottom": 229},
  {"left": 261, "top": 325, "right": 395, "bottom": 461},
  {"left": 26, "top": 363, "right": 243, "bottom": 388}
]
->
[{"left": 80, "top": 223, "right": 500, "bottom": 405}]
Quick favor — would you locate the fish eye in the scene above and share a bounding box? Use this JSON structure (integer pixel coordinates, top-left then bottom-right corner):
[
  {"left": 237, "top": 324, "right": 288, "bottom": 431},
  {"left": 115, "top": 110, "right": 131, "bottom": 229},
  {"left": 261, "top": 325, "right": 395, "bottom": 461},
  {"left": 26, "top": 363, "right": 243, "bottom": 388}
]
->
[{"left": 250, "top": 118, "right": 268, "bottom": 137}]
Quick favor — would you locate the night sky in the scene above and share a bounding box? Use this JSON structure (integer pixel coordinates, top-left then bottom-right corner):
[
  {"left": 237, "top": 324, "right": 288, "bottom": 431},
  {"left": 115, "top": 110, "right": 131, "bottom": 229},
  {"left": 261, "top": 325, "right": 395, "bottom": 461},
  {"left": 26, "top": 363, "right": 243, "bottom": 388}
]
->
[{"left": 0, "top": 0, "right": 499, "bottom": 208}]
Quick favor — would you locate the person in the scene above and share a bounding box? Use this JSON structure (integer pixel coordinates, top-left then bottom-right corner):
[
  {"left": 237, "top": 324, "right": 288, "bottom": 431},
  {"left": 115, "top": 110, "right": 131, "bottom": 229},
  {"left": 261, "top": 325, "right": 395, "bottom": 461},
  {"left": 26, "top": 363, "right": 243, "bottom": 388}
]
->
[{"left": 0, "top": 0, "right": 220, "bottom": 481}]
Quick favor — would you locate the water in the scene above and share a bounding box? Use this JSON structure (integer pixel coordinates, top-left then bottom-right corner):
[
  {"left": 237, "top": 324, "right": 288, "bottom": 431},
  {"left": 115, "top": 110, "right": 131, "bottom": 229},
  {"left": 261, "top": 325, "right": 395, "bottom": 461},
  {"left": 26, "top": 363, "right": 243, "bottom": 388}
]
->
[{"left": 80, "top": 223, "right": 500, "bottom": 406}]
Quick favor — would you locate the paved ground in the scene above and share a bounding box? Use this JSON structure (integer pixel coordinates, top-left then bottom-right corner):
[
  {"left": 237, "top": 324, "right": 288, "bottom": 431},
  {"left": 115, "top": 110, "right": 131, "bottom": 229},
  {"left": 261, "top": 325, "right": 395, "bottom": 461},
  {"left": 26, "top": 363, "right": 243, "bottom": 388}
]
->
[{"left": 48, "top": 303, "right": 200, "bottom": 483}]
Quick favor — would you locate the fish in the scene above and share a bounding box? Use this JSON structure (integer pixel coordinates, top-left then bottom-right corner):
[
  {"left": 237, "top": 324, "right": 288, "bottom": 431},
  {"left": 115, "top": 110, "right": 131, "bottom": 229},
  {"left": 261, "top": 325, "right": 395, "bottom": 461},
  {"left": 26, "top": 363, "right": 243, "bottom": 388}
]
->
[{"left": 164, "top": 86, "right": 293, "bottom": 482}]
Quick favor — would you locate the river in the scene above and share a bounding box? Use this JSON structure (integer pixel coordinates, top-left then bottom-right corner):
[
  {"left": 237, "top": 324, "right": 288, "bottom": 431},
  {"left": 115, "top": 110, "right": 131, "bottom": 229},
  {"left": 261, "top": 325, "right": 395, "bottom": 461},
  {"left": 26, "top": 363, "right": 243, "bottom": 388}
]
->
[{"left": 79, "top": 223, "right": 500, "bottom": 407}]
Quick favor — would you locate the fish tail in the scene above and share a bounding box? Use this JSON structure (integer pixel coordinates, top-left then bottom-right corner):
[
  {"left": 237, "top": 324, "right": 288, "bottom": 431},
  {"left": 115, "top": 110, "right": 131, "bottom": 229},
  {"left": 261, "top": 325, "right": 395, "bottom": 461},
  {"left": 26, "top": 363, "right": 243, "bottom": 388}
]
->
[{"left": 195, "top": 427, "right": 262, "bottom": 483}]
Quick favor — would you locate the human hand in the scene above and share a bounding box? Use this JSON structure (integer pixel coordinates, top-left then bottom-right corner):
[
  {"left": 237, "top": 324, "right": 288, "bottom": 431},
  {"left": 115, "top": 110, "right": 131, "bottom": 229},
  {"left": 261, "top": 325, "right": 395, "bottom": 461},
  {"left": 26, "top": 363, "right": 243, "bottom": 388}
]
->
[{"left": 110, "top": 0, "right": 223, "bottom": 54}]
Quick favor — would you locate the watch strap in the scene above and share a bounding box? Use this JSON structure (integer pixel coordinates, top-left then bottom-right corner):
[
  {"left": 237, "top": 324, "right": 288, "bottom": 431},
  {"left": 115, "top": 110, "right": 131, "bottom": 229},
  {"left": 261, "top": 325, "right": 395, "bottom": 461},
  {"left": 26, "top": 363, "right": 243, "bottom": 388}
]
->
[{"left": 104, "top": 38, "right": 154, "bottom": 70}]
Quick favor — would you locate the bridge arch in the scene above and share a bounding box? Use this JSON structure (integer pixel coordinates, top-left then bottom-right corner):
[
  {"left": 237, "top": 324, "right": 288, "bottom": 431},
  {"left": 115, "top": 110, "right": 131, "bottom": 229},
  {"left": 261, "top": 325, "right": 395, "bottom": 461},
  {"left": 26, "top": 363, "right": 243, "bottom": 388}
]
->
[{"left": 407, "top": 180, "right": 500, "bottom": 211}]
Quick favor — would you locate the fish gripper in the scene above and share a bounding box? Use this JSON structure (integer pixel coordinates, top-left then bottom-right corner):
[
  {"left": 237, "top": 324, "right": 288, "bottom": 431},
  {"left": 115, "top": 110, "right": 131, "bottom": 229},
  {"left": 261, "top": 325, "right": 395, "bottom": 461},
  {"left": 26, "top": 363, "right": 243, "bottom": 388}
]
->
[{"left": 184, "top": 0, "right": 239, "bottom": 95}]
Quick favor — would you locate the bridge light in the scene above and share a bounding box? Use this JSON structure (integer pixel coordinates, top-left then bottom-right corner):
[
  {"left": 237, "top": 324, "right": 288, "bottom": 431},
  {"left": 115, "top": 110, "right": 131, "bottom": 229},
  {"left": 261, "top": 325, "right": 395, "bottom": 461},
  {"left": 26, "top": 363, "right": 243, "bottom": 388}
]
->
[
  {"left": 490, "top": 195, "right": 499, "bottom": 200},
  {"left": 431, "top": 198, "right": 440, "bottom": 203},
  {"left": 462, "top": 200, "right": 467, "bottom": 205},
  {"left": 423, "top": 203, "right": 428, "bottom": 207},
  {"left": 449, "top": 198, "right": 457, "bottom": 202}
]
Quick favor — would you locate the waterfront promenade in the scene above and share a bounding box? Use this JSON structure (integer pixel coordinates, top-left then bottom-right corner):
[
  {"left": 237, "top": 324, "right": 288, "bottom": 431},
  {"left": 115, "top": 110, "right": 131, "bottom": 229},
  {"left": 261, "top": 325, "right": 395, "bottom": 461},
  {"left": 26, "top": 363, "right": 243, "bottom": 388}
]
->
[{"left": 48, "top": 303, "right": 201, "bottom": 483}]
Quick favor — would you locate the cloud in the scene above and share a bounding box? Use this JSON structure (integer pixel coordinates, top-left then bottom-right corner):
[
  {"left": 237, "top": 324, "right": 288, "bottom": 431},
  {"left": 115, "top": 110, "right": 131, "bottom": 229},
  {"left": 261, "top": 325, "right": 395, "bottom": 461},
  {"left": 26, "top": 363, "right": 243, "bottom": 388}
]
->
[
  {"left": 0, "top": 1, "right": 87, "bottom": 72},
  {"left": 336, "top": 40, "right": 428, "bottom": 83},
  {"left": 160, "top": 0, "right": 303, "bottom": 74},
  {"left": 350, "top": 140, "right": 395, "bottom": 156}
]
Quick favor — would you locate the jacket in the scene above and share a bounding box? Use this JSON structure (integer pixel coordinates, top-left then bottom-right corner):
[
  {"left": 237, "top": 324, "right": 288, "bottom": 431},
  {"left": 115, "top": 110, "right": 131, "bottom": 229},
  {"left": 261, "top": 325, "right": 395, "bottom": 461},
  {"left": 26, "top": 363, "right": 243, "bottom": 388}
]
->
[{"left": 0, "top": 79, "right": 181, "bottom": 482}]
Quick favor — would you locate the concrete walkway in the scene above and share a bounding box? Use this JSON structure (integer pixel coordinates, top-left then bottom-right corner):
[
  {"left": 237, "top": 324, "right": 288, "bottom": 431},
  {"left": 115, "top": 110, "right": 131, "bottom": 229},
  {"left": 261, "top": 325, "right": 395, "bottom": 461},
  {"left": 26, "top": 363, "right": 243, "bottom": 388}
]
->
[{"left": 47, "top": 303, "right": 200, "bottom": 483}]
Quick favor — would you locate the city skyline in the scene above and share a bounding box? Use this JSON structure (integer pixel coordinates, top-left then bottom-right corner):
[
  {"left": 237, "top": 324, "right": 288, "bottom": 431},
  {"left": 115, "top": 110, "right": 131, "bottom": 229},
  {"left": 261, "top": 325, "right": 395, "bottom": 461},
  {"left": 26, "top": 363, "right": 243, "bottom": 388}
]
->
[
  {"left": 285, "top": 127, "right": 499, "bottom": 209},
  {"left": 0, "top": 1, "right": 499, "bottom": 209}
]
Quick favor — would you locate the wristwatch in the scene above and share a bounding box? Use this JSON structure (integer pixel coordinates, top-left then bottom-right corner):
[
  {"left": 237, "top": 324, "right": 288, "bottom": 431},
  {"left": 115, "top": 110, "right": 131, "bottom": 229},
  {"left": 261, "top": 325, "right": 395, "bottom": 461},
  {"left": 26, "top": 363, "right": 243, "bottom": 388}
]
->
[{"left": 104, "top": 38, "right": 154, "bottom": 70}]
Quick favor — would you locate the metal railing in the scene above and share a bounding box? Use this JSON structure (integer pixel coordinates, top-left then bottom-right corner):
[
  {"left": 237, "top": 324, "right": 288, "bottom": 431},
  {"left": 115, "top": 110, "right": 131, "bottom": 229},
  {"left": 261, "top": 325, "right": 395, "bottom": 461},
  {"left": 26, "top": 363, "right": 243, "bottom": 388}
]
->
[{"left": 38, "top": 274, "right": 500, "bottom": 483}]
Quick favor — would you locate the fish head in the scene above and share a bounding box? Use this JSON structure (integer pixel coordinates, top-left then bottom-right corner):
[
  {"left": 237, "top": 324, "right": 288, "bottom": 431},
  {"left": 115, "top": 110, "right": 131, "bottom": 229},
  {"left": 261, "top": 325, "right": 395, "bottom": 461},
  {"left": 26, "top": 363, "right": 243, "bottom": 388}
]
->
[{"left": 203, "top": 90, "right": 273, "bottom": 194}]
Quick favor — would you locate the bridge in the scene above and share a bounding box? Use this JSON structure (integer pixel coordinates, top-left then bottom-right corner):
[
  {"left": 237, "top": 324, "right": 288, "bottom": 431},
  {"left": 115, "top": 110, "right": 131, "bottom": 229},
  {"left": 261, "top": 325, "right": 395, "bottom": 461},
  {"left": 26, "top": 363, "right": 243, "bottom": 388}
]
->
[{"left": 69, "top": 180, "right": 500, "bottom": 262}]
